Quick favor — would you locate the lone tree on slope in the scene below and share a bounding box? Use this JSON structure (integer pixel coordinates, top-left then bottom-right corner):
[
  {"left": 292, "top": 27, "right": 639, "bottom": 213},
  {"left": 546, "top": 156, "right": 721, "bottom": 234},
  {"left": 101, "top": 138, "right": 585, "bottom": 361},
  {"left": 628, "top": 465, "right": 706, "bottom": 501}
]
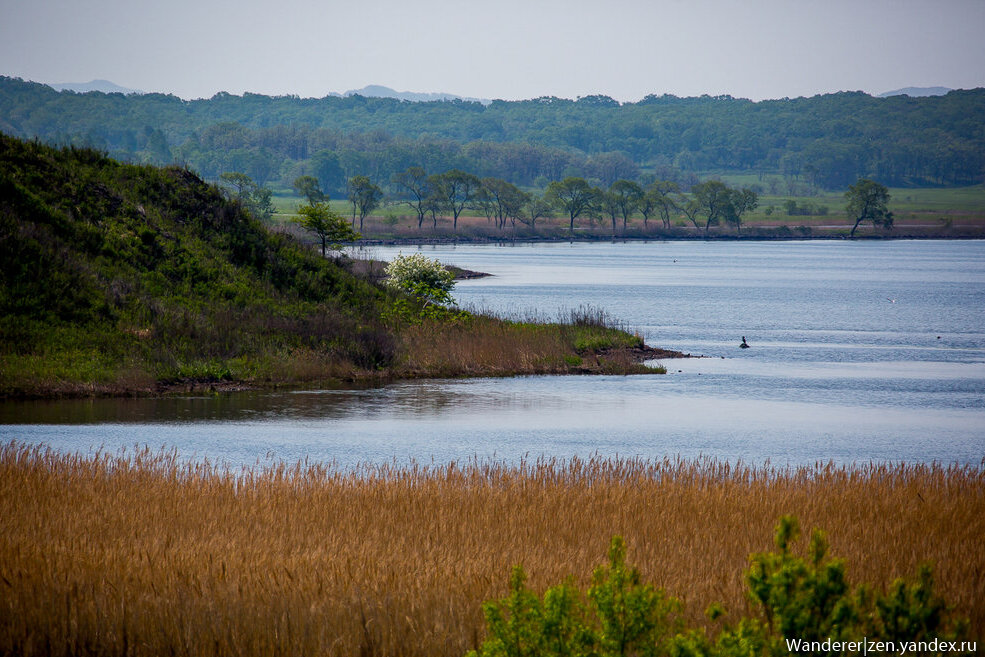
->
[{"left": 295, "top": 202, "right": 360, "bottom": 257}]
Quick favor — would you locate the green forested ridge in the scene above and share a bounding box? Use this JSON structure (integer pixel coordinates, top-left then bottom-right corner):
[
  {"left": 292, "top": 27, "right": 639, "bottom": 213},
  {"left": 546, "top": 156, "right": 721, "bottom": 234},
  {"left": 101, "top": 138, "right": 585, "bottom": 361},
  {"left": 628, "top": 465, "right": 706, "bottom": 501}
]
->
[
  {"left": 2, "top": 76, "right": 982, "bottom": 193},
  {"left": 0, "top": 134, "right": 655, "bottom": 396},
  {"left": 0, "top": 133, "right": 399, "bottom": 394}
]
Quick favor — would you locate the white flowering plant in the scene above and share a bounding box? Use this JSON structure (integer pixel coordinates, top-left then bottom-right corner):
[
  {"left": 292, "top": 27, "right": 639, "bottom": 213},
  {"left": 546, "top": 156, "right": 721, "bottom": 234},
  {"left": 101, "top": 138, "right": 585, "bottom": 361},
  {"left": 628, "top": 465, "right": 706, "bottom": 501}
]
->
[{"left": 383, "top": 252, "right": 456, "bottom": 307}]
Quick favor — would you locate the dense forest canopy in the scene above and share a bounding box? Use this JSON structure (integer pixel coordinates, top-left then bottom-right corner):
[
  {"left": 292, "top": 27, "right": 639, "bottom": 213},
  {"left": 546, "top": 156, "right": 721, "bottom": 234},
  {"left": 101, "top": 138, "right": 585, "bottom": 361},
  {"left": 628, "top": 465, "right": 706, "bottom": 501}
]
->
[{"left": 1, "top": 76, "right": 983, "bottom": 193}]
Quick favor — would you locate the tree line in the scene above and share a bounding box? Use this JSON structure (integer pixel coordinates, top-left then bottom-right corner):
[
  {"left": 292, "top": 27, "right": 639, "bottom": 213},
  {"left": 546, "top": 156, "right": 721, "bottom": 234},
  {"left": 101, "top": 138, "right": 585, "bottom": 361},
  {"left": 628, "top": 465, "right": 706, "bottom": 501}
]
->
[
  {"left": 243, "top": 165, "right": 764, "bottom": 237},
  {"left": 2, "top": 76, "right": 982, "bottom": 192},
  {"left": 230, "top": 164, "right": 893, "bottom": 242}
]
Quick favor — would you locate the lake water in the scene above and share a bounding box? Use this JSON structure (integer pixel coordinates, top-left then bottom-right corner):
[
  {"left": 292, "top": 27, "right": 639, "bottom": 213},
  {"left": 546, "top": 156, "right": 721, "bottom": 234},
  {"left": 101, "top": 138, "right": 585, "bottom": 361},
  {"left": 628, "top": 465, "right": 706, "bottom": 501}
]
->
[{"left": 3, "top": 240, "right": 984, "bottom": 469}]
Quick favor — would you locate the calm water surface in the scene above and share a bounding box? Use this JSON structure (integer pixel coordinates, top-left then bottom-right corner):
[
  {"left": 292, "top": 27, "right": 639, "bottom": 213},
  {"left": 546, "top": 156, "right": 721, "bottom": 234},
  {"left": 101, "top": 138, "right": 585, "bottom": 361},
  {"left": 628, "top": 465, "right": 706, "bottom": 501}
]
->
[{"left": 4, "top": 240, "right": 984, "bottom": 468}]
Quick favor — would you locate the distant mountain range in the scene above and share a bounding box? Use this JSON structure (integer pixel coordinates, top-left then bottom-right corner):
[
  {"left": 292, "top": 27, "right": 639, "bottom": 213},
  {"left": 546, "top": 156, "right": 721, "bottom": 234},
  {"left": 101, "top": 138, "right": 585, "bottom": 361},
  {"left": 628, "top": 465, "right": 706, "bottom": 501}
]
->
[
  {"left": 877, "top": 86, "right": 952, "bottom": 98},
  {"left": 48, "top": 79, "right": 144, "bottom": 95},
  {"left": 43, "top": 79, "right": 491, "bottom": 103},
  {"left": 342, "top": 84, "right": 492, "bottom": 105},
  {"left": 42, "top": 79, "right": 957, "bottom": 103},
  {"left": 348, "top": 85, "right": 956, "bottom": 104}
]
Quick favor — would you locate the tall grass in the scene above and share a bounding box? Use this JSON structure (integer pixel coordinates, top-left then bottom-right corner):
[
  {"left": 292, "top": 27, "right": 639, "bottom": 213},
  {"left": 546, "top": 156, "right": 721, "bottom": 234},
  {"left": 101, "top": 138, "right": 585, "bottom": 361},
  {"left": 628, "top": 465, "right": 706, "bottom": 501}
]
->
[
  {"left": 395, "top": 307, "right": 652, "bottom": 378},
  {"left": 0, "top": 444, "right": 981, "bottom": 656}
]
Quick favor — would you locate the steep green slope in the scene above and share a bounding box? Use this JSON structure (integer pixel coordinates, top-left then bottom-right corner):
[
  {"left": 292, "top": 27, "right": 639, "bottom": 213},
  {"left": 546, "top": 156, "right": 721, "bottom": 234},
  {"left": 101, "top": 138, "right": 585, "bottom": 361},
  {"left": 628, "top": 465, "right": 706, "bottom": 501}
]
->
[
  {"left": 0, "top": 134, "right": 662, "bottom": 397},
  {"left": 0, "top": 134, "right": 396, "bottom": 396}
]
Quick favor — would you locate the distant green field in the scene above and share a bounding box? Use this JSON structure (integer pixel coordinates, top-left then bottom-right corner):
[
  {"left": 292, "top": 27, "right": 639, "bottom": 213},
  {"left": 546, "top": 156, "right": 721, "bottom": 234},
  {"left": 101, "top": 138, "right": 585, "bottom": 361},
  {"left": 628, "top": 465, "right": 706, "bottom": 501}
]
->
[
  {"left": 887, "top": 185, "right": 985, "bottom": 213},
  {"left": 271, "top": 194, "right": 451, "bottom": 224},
  {"left": 269, "top": 182, "right": 985, "bottom": 239},
  {"left": 271, "top": 196, "right": 354, "bottom": 221},
  {"left": 697, "top": 171, "right": 985, "bottom": 214}
]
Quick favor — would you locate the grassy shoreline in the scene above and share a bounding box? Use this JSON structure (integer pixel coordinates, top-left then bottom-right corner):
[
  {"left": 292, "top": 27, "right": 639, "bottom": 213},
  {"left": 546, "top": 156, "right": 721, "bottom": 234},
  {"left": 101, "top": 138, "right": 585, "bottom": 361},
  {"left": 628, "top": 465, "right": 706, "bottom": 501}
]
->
[
  {"left": 0, "top": 349, "right": 676, "bottom": 400},
  {"left": 0, "top": 310, "right": 681, "bottom": 400},
  {"left": 1, "top": 444, "right": 981, "bottom": 656},
  {"left": 0, "top": 326, "right": 681, "bottom": 401}
]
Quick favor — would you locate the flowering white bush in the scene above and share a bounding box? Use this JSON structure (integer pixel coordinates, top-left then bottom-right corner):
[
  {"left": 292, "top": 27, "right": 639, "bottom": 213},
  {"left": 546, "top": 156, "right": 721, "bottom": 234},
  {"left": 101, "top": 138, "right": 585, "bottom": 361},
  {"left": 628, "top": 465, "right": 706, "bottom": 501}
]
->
[{"left": 384, "top": 252, "right": 456, "bottom": 306}]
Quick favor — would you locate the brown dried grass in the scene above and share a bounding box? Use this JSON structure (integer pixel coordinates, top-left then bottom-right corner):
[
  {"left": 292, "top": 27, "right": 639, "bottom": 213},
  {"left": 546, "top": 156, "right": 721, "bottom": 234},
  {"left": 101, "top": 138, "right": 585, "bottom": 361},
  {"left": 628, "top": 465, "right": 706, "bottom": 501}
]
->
[
  {"left": 397, "top": 316, "right": 574, "bottom": 376},
  {"left": 0, "top": 443, "right": 982, "bottom": 656},
  {"left": 395, "top": 311, "right": 655, "bottom": 378}
]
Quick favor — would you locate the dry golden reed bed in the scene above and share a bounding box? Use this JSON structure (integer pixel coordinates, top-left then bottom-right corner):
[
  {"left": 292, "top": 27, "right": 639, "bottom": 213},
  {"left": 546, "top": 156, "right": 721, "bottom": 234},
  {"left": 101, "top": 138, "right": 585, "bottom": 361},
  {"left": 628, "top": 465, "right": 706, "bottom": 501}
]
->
[
  {"left": 0, "top": 443, "right": 982, "bottom": 656},
  {"left": 396, "top": 315, "right": 656, "bottom": 378}
]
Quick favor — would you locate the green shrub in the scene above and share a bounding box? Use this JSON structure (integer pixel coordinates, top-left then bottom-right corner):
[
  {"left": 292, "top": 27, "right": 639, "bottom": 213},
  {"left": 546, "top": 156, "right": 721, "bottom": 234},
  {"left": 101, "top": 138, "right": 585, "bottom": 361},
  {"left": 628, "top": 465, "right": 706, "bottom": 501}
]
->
[
  {"left": 572, "top": 333, "right": 616, "bottom": 353},
  {"left": 468, "top": 567, "right": 591, "bottom": 657},
  {"left": 589, "top": 536, "right": 682, "bottom": 656},
  {"left": 737, "top": 515, "right": 969, "bottom": 655},
  {"left": 570, "top": 328, "right": 643, "bottom": 353},
  {"left": 469, "top": 518, "right": 973, "bottom": 657},
  {"left": 163, "top": 360, "right": 233, "bottom": 383},
  {"left": 468, "top": 537, "right": 682, "bottom": 657}
]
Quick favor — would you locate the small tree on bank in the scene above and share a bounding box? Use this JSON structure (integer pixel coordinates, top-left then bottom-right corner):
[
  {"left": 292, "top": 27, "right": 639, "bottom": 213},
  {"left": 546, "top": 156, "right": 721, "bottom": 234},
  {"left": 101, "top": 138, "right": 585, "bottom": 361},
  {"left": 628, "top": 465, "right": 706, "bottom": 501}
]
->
[
  {"left": 346, "top": 175, "right": 383, "bottom": 231},
  {"left": 391, "top": 166, "right": 431, "bottom": 229},
  {"left": 609, "top": 179, "right": 644, "bottom": 233},
  {"left": 846, "top": 178, "right": 893, "bottom": 237},
  {"left": 431, "top": 169, "right": 482, "bottom": 230},
  {"left": 520, "top": 194, "right": 553, "bottom": 230},
  {"left": 546, "top": 177, "right": 597, "bottom": 233},
  {"left": 691, "top": 180, "right": 732, "bottom": 235},
  {"left": 647, "top": 180, "right": 680, "bottom": 229},
  {"left": 292, "top": 175, "right": 326, "bottom": 205},
  {"left": 724, "top": 187, "right": 759, "bottom": 233},
  {"left": 294, "top": 202, "right": 360, "bottom": 257}
]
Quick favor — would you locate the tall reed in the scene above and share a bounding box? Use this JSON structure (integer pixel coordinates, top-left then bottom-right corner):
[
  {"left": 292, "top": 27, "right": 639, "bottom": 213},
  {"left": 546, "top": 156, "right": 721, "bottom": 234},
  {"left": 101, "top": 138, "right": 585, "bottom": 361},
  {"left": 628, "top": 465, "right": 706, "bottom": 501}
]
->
[
  {"left": 0, "top": 443, "right": 981, "bottom": 656},
  {"left": 395, "top": 305, "right": 651, "bottom": 378}
]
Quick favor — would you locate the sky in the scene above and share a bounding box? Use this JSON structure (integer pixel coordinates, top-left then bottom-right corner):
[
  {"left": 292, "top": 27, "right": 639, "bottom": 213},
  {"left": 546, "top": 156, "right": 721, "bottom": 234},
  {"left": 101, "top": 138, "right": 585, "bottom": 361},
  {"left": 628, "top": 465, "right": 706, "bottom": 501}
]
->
[{"left": 2, "top": 0, "right": 984, "bottom": 102}]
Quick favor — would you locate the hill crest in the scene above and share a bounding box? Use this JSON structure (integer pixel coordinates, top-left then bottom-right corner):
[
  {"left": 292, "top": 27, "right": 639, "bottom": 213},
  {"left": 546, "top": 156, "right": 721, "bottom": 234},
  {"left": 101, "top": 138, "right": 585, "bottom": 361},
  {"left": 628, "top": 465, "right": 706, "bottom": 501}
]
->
[
  {"left": 343, "top": 84, "right": 491, "bottom": 105},
  {"left": 48, "top": 79, "right": 145, "bottom": 95}
]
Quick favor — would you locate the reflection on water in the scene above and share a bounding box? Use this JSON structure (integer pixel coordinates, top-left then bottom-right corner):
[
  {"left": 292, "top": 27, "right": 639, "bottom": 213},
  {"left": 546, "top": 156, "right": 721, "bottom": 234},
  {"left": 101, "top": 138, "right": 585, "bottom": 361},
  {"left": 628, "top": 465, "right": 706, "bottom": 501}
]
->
[
  {"left": 0, "top": 383, "right": 474, "bottom": 425},
  {"left": 3, "top": 241, "right": 985, "bottom": 468},
  {"left": 4, "top": 374, "right": 984, "bottom": 468}
]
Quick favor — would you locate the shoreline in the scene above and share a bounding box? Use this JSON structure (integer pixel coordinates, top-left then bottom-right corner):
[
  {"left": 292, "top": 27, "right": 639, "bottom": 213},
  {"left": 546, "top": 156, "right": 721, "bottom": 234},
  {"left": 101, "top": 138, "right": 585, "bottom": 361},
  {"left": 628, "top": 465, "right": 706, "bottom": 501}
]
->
[
  {"left": 0, "top": 345, "right": 693, "bottom": 402},
  {"left": 354, "top": 230, "right": 985, "bottom": 247}
]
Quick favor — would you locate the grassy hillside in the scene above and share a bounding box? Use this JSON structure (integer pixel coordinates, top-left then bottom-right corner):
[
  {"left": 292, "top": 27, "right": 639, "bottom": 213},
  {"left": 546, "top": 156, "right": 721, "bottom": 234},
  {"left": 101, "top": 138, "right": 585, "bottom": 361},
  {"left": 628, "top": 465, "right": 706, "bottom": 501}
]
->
[{"left": 0, "top": 134, "right": 661, "bottom": 397}]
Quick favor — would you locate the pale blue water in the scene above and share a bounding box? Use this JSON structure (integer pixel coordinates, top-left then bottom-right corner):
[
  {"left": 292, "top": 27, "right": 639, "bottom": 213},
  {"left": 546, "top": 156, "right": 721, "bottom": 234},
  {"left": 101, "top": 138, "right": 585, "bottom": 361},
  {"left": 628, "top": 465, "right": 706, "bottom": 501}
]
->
[{"left": 3, "top": 240, "right": 984, "bottom": 468}]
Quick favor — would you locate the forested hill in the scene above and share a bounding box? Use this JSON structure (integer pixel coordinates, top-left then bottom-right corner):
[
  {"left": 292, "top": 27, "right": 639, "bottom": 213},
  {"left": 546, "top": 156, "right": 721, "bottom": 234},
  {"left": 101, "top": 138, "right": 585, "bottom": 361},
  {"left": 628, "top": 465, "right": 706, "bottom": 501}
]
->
[
  {"left": 0, "top": 133, "right": 395, "bottom": 395},
  {"left": 2, "top": 76, "right": 983, "bottom": 191}
]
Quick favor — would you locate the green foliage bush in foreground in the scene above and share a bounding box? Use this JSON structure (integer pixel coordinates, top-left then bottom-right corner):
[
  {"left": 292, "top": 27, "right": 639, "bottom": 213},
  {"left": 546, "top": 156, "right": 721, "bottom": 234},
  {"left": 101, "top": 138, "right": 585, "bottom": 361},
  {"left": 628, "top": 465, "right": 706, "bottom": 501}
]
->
[{"left": 468, "top": 516, "right": 972, "bottom": 657}]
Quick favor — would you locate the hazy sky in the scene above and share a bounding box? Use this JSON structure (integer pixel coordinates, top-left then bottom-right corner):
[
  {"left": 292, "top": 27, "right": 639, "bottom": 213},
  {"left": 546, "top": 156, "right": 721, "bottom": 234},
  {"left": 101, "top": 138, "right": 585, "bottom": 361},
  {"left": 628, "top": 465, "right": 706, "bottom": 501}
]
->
[{"left": 2, "top": 0, "right": 984, "bottom": 101}]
